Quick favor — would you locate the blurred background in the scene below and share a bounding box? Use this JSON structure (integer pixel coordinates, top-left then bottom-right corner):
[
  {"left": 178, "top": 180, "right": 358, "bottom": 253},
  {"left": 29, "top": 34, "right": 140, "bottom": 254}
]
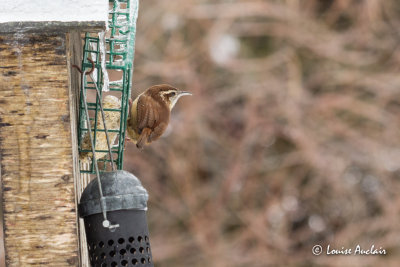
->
[{"left": 123, "top": 0, "right": 400, "bottom": 266}]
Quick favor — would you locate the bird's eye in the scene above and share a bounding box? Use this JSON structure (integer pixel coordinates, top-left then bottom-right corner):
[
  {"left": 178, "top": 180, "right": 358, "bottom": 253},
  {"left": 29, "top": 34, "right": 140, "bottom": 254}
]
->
[{"left": 169, "top": 92, "right": 176, "bottom": 97}]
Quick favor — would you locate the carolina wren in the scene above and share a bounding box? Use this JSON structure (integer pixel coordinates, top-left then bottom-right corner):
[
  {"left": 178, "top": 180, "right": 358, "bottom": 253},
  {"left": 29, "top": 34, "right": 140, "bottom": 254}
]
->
[{"left": 127, "top": 84, "right": 192, "bottom": 149}]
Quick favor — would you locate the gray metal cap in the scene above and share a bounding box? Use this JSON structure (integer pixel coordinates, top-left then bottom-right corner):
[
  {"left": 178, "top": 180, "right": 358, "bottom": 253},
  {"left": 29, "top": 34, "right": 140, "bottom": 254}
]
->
[{"left": 79, "top": 170, "right": 148, "bottom": 217}]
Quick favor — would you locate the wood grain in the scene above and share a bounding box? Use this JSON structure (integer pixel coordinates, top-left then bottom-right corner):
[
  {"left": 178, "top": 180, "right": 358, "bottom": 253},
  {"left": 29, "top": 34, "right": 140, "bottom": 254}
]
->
[
  {"left": 67, "top": 30, "right": 91, "bottom": 267},
  {"left": 0, "top": 33, "right": 78, "bottom": 266}
]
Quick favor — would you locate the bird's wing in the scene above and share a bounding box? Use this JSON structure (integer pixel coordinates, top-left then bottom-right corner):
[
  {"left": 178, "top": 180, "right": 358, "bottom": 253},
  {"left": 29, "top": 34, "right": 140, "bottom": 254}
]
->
[{"left": 136, "top": 94, "right": 160, "bottom": 131}]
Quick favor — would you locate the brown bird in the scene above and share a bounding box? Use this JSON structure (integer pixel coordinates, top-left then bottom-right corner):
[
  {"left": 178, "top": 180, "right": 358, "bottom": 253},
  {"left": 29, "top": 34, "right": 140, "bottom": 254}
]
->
[{"left": 127, "top": 84, "right": 192, "bottom": 149}]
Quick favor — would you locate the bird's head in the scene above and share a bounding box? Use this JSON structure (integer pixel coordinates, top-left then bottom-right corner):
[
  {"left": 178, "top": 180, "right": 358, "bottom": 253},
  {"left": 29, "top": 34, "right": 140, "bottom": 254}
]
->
[{"left": 148, "top": 84, "right": 192, "bottom": 110}]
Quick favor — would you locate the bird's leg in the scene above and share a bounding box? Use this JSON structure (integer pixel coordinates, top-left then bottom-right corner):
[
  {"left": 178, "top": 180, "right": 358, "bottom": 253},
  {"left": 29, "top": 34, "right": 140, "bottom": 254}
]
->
[
  {"left": 124, "top": 98, "right": 133, "bottom": 149},
  {"left": 136, "top": 127, "right": 152, "bottom": 149},
  {"left": 123, "top": 135, "right": 131, "bottom": 150},
  {"left": 129, "top": 98, "right": 133, "bottom": 112}
]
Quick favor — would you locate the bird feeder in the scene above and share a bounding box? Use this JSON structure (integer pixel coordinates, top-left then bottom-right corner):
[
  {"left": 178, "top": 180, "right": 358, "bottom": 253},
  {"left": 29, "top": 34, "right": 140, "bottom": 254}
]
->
[
  {"left": 79, "top": 170, "right": 153, "bottom": 267},
  {"left": 0, "top": 0, "right": 149, "bottom": 266}
]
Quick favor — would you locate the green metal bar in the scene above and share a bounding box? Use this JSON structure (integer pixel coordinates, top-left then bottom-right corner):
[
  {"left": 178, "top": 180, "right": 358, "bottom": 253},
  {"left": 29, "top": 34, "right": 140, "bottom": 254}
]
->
[
  {"left": 80, "top": 129, "right": 121, "bottom": 133},
  {"left": 81, "top": 108, "right": 122, "bottom": 112},
  {"left": 79, "top": 0, "right": 139, "bottom": 174},
  {"left": 81, "top": 149, "right": 119, "bottom": 153}
]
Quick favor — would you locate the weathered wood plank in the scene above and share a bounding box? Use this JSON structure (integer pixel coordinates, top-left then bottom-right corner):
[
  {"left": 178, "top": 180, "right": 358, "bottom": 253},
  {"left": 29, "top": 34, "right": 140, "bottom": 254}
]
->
[
  {"left": 0, "top": 33, "right": 78, "bottom": 266},
  {"left": 67, "top": 30, "right": 89, "bottom": 267}
]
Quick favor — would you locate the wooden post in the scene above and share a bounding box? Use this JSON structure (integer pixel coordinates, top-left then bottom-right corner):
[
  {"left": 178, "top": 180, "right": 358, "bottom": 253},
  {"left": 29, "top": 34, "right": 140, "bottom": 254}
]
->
[
  {"left": 0, "top": 32, "right": 79, "bottom": 266},
  {"left": 0, "top": 1, "right": 107, "bottom": 266}
]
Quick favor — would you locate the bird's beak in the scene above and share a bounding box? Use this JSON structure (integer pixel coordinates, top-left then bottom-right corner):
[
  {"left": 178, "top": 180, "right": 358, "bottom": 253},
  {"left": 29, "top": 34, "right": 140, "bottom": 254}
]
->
[{"left": 178, "top": 91, "right": 193, "bottom": 97}]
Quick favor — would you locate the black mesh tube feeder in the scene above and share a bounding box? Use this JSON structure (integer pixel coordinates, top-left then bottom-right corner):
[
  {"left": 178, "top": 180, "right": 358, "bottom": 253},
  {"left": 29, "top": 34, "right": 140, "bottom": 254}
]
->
[{"left": 79, "top": 170, "right": 153, "bottom": 267}]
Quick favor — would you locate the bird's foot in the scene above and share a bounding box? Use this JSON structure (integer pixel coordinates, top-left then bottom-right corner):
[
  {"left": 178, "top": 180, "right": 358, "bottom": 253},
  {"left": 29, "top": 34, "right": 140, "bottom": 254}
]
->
[
  {"left": 124, "top": 135, "right": 131, "bottom": 150},
  {"left": 136, "top": 143, "right": 144, "bottom": 150}
]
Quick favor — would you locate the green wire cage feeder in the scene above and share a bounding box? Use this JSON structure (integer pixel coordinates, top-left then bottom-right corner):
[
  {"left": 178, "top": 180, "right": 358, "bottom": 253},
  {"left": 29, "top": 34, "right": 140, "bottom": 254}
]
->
[{"left": 78, "top": 0, "right": 138, "bottom": 173}]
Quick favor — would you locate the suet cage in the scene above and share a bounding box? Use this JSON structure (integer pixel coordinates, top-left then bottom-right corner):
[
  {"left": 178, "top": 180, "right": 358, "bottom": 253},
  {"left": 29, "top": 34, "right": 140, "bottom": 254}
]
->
[{"left": 78, "top": 0, "right": 138, "bottom": 173}]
